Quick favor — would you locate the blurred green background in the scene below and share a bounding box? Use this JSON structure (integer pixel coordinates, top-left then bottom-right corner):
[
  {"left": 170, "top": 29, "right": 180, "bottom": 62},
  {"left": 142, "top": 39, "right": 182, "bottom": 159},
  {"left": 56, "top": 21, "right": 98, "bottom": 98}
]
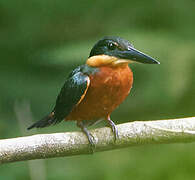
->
[{"left": 0, "top": 0, "right": 195, "bottom": 179}]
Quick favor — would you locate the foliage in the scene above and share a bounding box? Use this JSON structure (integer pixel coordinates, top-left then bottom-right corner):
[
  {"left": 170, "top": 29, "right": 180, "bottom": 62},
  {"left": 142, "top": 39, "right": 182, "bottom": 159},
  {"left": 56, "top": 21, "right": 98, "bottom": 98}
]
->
[{"left": 0, "top": 0, "right": 194, "bottom": 179}]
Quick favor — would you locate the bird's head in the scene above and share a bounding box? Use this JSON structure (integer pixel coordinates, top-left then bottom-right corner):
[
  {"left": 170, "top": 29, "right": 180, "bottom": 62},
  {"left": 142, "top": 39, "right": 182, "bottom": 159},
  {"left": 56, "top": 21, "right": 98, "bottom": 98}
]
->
[{"left": 86, "top": 36, "right": 160, "bottom": 67}]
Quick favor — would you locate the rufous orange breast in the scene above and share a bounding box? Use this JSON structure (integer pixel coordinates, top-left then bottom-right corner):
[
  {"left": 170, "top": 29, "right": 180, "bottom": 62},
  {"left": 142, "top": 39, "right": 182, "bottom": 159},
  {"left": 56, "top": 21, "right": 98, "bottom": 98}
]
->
[{"left": 66, "top": 65, "right": 133, "bottom": 121}]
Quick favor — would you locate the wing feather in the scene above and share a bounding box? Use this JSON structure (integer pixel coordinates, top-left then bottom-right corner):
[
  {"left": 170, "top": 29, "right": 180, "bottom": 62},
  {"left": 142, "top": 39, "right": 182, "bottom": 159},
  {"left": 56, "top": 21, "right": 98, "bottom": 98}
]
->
[{"left": 54, "top": 71, "right": 90, "bottom": 122}]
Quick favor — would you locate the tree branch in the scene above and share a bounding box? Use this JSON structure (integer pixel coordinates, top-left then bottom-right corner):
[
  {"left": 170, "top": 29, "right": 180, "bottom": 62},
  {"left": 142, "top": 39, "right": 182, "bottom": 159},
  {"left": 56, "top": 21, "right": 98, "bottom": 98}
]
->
[{"left": 1, "top": 117, "right": 195, "bottom": 164}]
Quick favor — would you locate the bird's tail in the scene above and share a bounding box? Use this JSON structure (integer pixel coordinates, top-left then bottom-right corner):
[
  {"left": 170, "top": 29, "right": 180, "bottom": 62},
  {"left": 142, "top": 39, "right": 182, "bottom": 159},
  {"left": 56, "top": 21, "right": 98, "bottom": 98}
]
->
[{"left": 27, "top": 112, "right": 56, "bottom": 130}]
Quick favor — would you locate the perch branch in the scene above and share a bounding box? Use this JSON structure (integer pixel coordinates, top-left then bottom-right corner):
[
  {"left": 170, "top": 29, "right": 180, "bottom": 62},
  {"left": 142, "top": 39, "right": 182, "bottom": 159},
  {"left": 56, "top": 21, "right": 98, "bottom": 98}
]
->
[{"left": 0, "top": 117, "right": 195, "bottom": 164}]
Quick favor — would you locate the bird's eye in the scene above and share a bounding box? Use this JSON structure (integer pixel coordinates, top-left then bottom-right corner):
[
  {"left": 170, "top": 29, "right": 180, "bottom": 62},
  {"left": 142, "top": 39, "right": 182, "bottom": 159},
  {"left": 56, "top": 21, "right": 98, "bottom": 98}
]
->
[{"left": 108, "top": 42, "right": 116, "bottom": 50}]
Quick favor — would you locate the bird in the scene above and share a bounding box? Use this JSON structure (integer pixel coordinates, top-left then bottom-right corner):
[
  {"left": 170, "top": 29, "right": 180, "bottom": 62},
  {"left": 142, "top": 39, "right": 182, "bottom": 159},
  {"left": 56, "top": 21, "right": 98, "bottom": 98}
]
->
[{"left": 28, "top": 36, "right": 159, "bottom": 149}]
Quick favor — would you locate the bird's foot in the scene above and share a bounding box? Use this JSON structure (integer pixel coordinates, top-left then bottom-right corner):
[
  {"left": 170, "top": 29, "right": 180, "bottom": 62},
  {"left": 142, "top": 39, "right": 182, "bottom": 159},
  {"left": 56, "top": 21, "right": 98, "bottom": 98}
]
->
[
  {"left": 77, "top": 121, "right": 96, "bottom": 153},
  {"left": 106, "top": 116, "right": 119, "bottom": 142},
  {"left": 85, "top": 132, "right": 96, "bottom": 153}
]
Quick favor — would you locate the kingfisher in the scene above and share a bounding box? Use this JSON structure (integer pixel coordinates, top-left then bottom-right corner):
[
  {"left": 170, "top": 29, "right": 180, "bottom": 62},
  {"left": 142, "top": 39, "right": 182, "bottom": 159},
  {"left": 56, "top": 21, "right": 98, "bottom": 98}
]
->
[{"left": 28, "top": 36, "right": 159, "bottom": 149}]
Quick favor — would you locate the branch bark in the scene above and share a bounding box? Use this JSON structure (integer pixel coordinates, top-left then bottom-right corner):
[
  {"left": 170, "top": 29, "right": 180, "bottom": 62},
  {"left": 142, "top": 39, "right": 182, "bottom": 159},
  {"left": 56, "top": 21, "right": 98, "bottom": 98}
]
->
[{"left": 1, "top": 117, "right": 195, "bottom": 164}]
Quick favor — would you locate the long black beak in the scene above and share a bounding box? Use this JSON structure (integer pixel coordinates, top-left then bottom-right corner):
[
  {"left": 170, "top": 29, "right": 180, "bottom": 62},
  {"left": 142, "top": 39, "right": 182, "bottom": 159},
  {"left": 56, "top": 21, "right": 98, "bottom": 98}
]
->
[{"left": 115, "top": 47, "right": 160, "bottom": 64}]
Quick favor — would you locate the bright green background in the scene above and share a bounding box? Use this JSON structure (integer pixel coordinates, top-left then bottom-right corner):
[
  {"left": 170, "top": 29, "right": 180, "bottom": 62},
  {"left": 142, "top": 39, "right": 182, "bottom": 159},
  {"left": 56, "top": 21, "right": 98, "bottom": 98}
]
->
[{"left": 0, "top": 0, "right": 195, "bottom": 179}]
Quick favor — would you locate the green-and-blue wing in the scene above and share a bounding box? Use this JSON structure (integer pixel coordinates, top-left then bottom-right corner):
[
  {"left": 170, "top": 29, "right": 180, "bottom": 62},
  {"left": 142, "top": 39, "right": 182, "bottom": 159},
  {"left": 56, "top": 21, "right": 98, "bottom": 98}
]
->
[
  {"left": 27, "top": 65, "right": 99, "bottom": 130},
  {"left": 53, "top": 71, "right": 90, "bottom": 122}
]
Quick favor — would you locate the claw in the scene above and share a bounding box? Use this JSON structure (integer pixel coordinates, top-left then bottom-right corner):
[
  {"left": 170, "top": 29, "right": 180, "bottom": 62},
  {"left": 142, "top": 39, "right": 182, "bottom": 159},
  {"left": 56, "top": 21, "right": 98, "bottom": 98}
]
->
[
  {"left": 77, "top": 121, "right": 96, "bottom": 153},
  {"left": 106, "top": 116, "right": 119, "bottom": 141},
  {"left": 87, "top": 132, "right": 96, "bottom": 153}
]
